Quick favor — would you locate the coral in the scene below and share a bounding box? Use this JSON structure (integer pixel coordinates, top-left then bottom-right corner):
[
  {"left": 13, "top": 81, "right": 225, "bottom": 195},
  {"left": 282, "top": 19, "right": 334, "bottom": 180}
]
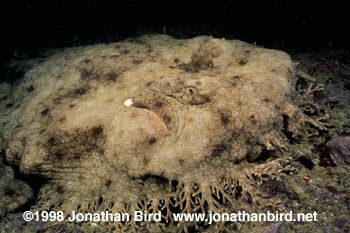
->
[
  {"left": 286, "top": 78, "right": 330, "bottom": 140},
  {"left": 0, "top": 35, "right": 316, "bottom": 232}
]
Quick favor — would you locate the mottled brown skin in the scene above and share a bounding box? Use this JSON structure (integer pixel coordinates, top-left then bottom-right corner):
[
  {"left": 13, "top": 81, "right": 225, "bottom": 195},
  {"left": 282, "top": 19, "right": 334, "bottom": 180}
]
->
[{"left": 0, "top": 35, "right": 306, "bottom": 231}]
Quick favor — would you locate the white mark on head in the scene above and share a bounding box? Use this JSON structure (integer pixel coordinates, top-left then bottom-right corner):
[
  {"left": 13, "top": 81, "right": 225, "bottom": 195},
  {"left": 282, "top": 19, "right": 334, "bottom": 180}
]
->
[{"left": 123, "top": 98, "right": 134, "bottom": 107}]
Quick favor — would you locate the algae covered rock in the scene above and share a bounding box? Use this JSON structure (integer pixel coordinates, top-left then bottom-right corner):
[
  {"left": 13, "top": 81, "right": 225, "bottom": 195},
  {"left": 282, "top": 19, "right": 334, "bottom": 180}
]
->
[{"left": 0, "top": 34, "right": 311, "bottom": 231}]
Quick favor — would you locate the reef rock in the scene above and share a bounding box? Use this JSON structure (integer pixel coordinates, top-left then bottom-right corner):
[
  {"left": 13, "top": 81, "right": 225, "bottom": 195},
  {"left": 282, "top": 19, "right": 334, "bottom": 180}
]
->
[
  {"left": 0, "top": 35, "right": 310, "bottom": 231},
  {"left": 326, "top": 137, "right": 350, "bottom": 166}
]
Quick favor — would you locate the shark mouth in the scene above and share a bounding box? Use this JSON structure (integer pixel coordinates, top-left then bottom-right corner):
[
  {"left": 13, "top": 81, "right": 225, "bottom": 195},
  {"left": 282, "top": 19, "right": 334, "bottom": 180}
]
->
[{"left": 123, "top": 94, "right": 178, "bottom": 136}]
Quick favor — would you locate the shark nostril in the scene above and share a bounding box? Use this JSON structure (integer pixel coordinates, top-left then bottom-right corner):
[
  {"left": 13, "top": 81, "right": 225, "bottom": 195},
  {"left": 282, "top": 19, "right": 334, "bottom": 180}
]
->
[{"left": 131, "top": 102, "right": 149, "bottom": 110}]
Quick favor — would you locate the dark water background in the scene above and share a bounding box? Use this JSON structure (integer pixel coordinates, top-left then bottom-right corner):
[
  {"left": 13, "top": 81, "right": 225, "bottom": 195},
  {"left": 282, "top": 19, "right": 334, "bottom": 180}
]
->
[{"left": 1, "top": 1, "right": 349, "bottom": 64}]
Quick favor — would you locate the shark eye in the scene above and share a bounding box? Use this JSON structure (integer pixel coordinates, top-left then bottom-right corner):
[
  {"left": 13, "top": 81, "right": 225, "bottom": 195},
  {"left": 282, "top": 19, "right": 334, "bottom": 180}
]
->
[{"left": 185, "top": 86, "right": 197, "bottom": 96}]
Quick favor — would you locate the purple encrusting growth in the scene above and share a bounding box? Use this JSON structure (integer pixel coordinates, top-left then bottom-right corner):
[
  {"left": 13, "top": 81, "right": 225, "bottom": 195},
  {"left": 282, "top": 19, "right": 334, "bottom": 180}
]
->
[
  {"left": 265, "top": 222, "right": 283, "bottom": 233},
  {"left": 326, "top": 137, "right": 350, "bottom": 166}
]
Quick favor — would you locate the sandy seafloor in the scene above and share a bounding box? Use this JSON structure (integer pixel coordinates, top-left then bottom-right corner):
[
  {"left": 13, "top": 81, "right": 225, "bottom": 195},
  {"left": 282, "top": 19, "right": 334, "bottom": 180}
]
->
[{"left": 0, "top": 39, "right": 349, "bottom": 233}]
